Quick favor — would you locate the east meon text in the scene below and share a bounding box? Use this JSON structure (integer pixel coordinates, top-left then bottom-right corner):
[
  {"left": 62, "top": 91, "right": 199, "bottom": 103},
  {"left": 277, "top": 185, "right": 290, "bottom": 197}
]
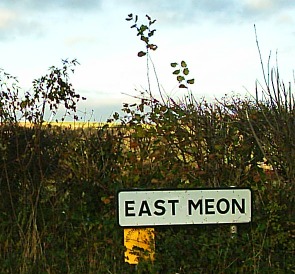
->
[{"left": 124, "top": 198, "right": 245, "bottom": 217}]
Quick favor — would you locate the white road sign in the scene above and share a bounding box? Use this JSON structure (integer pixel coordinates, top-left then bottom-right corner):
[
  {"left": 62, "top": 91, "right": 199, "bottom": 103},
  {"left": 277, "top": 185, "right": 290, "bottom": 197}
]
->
[{"left": 118, "top": 188, "right": 252, "bottom": 227}]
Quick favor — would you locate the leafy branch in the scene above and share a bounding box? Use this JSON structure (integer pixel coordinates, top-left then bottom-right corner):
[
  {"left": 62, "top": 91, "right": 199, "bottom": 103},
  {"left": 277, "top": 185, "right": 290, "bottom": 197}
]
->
[
  {"left": 22, "top": 59, "right": 86, "bottom": 124},
  {"left": 126, "top": 13, "right": 158, "bottom": 57},
  {"left": 0, "top": 59, "right": 86, "bottom": 125},
  {"left": 171, "top": 61, "right": 195, "bottom": 89},
  {"left": 126, "top": 13, "right": 164, "bottom": 102}
]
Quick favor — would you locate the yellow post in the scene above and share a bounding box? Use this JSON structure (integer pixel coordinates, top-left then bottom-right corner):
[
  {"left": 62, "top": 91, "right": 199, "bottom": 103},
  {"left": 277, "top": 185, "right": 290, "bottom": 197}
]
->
[{"left": 124, "top": 228, "right": 155, "bottom": 264}]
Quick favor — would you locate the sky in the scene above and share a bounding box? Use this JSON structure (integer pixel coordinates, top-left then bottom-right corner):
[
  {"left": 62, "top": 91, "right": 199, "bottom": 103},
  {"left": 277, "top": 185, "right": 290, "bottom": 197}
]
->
[{"left": 0, "top": 0, "right": 294, "bottom": 121}]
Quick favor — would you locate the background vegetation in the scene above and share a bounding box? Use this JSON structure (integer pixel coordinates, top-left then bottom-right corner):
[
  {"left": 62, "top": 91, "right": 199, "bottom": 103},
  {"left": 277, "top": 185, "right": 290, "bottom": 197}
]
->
[{"left": 0, "top": 14, "right": 294, "bottom": 273}]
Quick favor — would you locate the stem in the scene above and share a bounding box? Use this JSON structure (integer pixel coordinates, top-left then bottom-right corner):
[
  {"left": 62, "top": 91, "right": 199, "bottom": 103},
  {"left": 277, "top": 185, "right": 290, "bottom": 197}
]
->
[
  {"left": 146, "top": 50, "right": 152, "bottom": 97},
  {"left": 148, "top": 55, "right": 165, "bottom": 104},
  {"left": 254, "top": 24, "right": 270, "bottom": 93}
]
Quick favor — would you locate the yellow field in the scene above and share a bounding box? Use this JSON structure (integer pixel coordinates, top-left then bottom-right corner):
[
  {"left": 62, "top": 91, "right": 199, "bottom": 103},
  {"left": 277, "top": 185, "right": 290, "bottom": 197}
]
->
[{"left": 17, "top": 121, "right": 114, "bottom": 129}]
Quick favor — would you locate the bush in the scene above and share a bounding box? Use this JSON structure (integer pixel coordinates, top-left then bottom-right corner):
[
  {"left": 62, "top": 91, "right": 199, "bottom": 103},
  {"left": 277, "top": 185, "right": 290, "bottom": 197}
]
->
[{"left": 0, "top": 14, "right": 294, "bottom": 273}]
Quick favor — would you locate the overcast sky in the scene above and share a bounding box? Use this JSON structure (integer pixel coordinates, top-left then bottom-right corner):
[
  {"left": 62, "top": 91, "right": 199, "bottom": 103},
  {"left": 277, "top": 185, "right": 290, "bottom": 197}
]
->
[{"left": 0, "top": 0, "right": 294, "bottom": 121}]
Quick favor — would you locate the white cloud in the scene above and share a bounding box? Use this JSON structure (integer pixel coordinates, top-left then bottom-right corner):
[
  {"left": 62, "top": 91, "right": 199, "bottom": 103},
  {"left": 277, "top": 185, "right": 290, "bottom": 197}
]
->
[
  {"left": 0, "top": 8, "right": 17, "bottom": 29},
  {"left": 245, "top": 0, "right": 275, "bottom": 10},
  {"left": 0, "top": 7, "right": 46, "bottom": 40},
  {"left": 243, "top": 0, "right": 295, "bottom": 17},
  {"left": 120, "top": 0, "right": 295, "bottom": 26},
  {"left": 276, "top": 12, "right": 294, "bottom": 25},
  {"left": 0, "top": 0, "right": 294, "bottom": 121},
  {"left": 64, "top": 36, "right": 98, "bottom": 47},
  {"left": 0, "top": 0, "right": 102, "bottom": 11}
]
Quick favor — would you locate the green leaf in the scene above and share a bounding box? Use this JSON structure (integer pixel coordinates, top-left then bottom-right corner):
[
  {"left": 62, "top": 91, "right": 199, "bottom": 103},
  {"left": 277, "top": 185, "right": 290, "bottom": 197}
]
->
[
  {"left": 148, "top": 29, "right": 156, "bottom": 37},
  {"left": 113, "top": 112, "right": 119, "bottom": 120},
  {"left": 139, "top": 103, "right": 144, "bottom": 112},
  {"left": 187, "top": 78, "right": 195, "bottom": 84},
  {"left": 149, "top": 19, "right": 156, "bottom": 26},
  {"left": 177, "top": 75, "right": 185, "bottom": 82},
  {"left": 181, "top": 61, "right": 187, "bottom": 68},
  {"left": 170, "top": 62, "right": 178, "bottom": 68},
  {"left": 179, "top": 84, "right": 187, "bottom": 88},
  {"left": 135, "top": 114, "right": 141, "bottom": 121},
  {"left": 214, "top": 144, "right": 223, "bottom": 151},
  {"left": 183, "top": 68, "right": 189, "bottom": 75},
  {"left": 141, "top": 35, "right": 149, "bottom": 44},
  {"left": 160, "top": 105, "right": 167, "bottom": 112},
  {"left": 140, "top": 25, "right": 148, "bottom": 32},
  {"left": 173, "top": 69, "right": 180, "bottom": 75},
  {"left": 138, "top": 51, "right": 147, "bottom": 57},
  {"left": 126, "top": 13, "right": 133, "bottom": 21},
  {"left": 148, "top": 44, "right": 158, "bottom": 50}
]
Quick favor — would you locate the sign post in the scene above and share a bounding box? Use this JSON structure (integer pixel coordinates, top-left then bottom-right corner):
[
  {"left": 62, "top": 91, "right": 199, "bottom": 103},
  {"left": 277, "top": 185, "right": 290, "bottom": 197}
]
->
[
  {"left": 124, "top": 228, "right": 155, "bottom": 265},
  {"left": 118, "top": 187, "right": 252, "bottom": 266}
]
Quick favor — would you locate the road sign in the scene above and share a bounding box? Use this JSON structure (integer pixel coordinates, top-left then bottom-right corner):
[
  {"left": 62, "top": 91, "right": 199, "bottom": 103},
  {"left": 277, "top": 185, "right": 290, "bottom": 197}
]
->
[{"left": 118, "top": 188, "right": 252, "bottom": 227}]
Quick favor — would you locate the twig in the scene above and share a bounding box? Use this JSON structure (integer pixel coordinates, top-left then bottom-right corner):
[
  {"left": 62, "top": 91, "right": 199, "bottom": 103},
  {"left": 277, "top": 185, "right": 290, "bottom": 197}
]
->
[{"left": 254, "top": 24, "right": 270, "bottom": 92}]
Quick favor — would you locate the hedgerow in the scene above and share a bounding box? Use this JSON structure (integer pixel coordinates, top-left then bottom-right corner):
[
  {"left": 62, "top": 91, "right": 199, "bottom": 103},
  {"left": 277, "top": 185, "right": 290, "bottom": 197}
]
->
[{"left": 0, "top": 14, "right": 294, "bottom": 273}]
